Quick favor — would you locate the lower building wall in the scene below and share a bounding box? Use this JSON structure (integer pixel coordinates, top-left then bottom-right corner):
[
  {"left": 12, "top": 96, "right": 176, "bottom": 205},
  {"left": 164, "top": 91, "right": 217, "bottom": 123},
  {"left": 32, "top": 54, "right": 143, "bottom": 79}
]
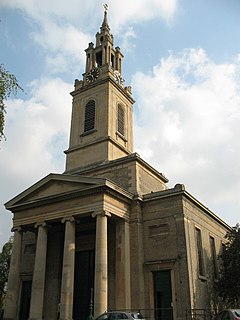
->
[
  {"left": 183, "top": 197, "right": 228, "bottom": 312},
  {"left": 141, "top": 196, "right": 191, "bottom": 320}
]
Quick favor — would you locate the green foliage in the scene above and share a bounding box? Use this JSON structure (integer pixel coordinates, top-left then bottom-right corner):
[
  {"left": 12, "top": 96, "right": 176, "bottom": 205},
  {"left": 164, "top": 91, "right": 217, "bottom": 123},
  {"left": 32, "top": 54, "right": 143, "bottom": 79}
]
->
[
  {"left": 0, "top": 237, "right": 13, "bottom": 310},
  {"left": 0, "top": 64, "right": 23, "bottom": 141},
  {"left": 216, "top": 224, "right": 240, "bottom": 307}
]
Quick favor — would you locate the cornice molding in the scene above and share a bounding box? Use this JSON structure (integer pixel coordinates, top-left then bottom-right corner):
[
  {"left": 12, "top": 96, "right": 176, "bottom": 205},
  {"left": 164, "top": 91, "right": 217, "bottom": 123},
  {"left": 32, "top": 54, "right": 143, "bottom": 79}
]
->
[
  {"left": 6, "top": 178, "right": 133, "bottom": 212},
  {"left": 143, "top": 183, "right": 231, "bottom": 229},
  {"left": 71, "top": 75, "right": 135, "bottom": 104}
]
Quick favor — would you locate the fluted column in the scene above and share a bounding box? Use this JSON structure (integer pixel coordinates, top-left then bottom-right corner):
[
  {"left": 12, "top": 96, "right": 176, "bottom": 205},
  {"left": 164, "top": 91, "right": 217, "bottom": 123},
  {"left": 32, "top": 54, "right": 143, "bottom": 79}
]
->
[
  {"left": 3, "top": 227, "right": 22, "bottom": 320},
  {"left": 60, "top": 217, "right": 75, "bottom": 320},
  {"left": 92, "top": 211, "right": 111, "bottom": 318},
  {"left": 29, "top": 222, "right": 48, "bottom": 320}
]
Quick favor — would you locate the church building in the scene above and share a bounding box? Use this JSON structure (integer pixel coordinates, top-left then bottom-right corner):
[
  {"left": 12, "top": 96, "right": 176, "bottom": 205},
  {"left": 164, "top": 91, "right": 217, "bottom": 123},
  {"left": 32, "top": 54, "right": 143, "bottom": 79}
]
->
[{"left": 4, "top": 8, "right": 229, "bottom": 320}]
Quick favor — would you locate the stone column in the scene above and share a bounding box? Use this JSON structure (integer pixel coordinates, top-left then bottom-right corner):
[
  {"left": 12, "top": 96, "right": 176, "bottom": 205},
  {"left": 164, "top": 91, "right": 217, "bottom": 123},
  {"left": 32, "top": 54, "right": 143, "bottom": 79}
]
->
[
  {"left": 29, "top": 222, "right": 48, "bottom": 320},
  {"left": 3, "top": 227, "right": 22, "bottom": 320},
  {"left": 92, "top": 211, "right": 111, "bottom": 318},
  {"left": 130, "top": 200, "right": 145, "bottom": 310},
  {"left": 60, "top": 217, "right": 75, "bottom": 320},
  {"left": 116, "top": 220, "right": 131, "bottom": 310},
  {"left": 119, "top": 58, "right": 122, "bottom": 74},
  {"left": 107, "top": 46, "right": 110, "bottom": 66},
  {"left": 102, "top": 45, "right": 106, "bottom": 65}
]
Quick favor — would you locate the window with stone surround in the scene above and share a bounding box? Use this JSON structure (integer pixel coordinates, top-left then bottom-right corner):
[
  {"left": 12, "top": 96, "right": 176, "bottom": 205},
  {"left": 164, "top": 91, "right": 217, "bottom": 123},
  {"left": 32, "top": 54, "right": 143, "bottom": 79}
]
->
[
  {"left": 117, "top": 104, "right": 125, "bottom": 136},
  {"left": 210, "top": 236, "right": 218, "bottom": 279},
  {"left": 195, "top": 228, "right": 205, "bottom": 277},
  {"left": 84, "top": 100, "right": 95, "bottom": 132}
]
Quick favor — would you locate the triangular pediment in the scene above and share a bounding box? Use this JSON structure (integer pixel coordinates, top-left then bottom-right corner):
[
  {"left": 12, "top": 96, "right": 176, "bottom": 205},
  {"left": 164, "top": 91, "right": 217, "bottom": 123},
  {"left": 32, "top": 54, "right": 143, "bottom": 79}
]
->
[{"left": 5, "top": 173, "right": 106, "bottom": 209}]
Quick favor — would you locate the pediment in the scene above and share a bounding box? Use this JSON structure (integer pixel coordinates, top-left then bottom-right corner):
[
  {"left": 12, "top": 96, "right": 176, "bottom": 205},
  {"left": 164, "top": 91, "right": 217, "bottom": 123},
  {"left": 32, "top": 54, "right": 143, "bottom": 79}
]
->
[{"left": 5, "top": 173, "right": 106, "bottom": 209}]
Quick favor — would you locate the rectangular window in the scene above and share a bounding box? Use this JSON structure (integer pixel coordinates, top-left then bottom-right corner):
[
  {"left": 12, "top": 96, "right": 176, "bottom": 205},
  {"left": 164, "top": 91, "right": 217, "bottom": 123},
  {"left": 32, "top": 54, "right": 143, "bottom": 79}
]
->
[
  {"left": 96, "top": 51, "right": 102, "bottom": 67},
  {"left": 111, "top": 53, "right": 115, "bottom": 67},
  {"left": 195, "top": 228, "right": 205, "bottom": 277},
  {"left": 210, "top": 236, "right": 218, "bottom": 279},
  {"left": 117, "top": 105, "right": 125, "bottom": 136},
  {"left": 84, "top": 100, "right": 95, "bottom": 132}
]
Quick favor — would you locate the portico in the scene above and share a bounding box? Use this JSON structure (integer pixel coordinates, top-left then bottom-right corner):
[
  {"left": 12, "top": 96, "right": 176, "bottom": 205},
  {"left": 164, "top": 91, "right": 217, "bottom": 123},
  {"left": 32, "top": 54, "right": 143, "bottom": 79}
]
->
[{"left": 4, "top": 174, "right": 132, "bottom": 319}]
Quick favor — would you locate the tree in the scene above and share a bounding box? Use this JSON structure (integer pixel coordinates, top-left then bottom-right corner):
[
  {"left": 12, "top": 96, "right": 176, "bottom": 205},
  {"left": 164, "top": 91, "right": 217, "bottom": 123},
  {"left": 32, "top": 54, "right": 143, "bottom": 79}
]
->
[
  {"left": 0, "top": 237, "right": 13, "bottom": 311},
  {"left": 0, "top": 64, "right": 23, "bottom": 141},
  {"left": 216, "top": 224, "right": 240, "bottom": 307}
]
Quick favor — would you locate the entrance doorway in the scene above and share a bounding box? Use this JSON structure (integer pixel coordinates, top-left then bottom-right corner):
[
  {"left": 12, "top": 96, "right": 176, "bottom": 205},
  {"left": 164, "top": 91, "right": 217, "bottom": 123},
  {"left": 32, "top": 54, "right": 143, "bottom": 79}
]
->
[
  {"left": 73, "top": 250, "right": 94, "bottom": 320},
  {"left": 19, "top": 281, "right": 32, "bottom": 320},
  {"left": 153, "top": 270, "right": 173, "bottom": 320}
]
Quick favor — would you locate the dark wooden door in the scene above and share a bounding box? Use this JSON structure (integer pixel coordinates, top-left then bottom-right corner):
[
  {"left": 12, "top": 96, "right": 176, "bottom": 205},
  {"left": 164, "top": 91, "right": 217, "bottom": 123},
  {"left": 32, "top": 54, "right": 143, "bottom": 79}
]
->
[
  {"left": 73, "top": 250, "right": 94, "bottom": 320},
  {"left": 19, "top": 281, "right": 32, "bottom": 320},
  {"left": 153, "top": 270, "right": 173, "bottom": 320}
]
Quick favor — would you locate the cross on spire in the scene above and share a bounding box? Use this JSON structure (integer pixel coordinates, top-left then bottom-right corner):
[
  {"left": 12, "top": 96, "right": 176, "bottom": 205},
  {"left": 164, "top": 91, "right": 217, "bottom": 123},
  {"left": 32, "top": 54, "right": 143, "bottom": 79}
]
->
[
  {"left": 103, "top": 3, "right": 108, "bottom": 13},
  {"left": 101, "top": 3, "right": 110, "bottom": 32}
]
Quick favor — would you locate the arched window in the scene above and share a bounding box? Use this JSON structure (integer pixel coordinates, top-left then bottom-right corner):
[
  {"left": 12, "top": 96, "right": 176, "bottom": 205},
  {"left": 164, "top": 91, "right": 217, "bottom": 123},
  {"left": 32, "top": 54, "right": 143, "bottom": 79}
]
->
[
  {"left": 84, "top": 100, "right": 95, "bottom": 132},
  {"left": 117, "top": 104, "right": 125, "bottom": 136}
]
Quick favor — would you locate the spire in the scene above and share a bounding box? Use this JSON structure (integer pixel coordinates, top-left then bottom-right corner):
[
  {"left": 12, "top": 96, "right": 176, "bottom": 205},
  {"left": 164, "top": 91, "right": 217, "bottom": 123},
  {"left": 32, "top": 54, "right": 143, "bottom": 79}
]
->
[
  {"left": 83, "top": 4, "right": 124, "bottom": 76},
  {"left": 101, "top": 4, "right": 110, "bottom": 33}
]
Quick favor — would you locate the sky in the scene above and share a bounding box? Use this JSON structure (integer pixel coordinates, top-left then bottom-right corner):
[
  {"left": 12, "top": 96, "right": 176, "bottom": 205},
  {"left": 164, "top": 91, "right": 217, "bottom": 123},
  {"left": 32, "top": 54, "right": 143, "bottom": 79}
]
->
[{"left": 0, "top": 0, "right": 240, "bottom": 249}]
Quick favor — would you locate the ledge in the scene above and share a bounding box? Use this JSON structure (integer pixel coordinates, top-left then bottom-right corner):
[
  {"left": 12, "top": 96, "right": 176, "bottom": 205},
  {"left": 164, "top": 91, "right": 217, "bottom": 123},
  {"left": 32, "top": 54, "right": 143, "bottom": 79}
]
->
[{"left": 80, "top": 129, "right": 97, "bottom": 137}]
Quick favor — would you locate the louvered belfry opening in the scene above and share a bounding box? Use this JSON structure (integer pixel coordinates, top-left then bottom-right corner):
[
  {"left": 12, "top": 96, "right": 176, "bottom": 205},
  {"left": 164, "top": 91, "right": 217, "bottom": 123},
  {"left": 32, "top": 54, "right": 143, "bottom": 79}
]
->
[
  {"left": 117, "top": 104, "right": 125, "bottom": 136},
  {"left": 84, "top": 100, "right": 95, "bottom": 132}
]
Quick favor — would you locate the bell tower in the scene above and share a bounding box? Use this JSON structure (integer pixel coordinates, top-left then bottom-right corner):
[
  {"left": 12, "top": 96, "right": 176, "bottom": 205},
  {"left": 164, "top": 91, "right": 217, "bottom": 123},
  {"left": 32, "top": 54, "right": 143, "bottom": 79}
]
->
[{"left": 65, "top": 6, "right": 135, "bottom": 173}]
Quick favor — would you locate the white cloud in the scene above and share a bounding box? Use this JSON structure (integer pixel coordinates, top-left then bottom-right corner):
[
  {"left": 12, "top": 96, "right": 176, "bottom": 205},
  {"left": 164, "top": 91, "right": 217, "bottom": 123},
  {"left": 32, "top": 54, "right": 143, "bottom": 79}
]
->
[
  {"left": 0, "top": 0, "right": 177, "bottom": 26},
  {"left": 108, "top": 0, "right": 177, "bottom": 31},
  {"left": 0, "top": 0, "right": 96, "bottom": 23},
  {"left": 133, "top": 48, "right": 240, "bottom": 225},
  {"left": 120, "top": 27, "right": 137, "bottom": 53},
  {"left": 30, "top": 21, "right": 91, "bottom": 74}
]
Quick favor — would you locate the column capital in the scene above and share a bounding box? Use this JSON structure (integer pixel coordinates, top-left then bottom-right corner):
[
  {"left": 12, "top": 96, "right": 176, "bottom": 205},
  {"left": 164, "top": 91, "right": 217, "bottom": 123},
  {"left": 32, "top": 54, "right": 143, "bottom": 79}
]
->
[
  {"left": 92, "top": 210, "right": 111, "bottom": 218},
  {"left": 11, "top": 226, "right": 22, "bottom": 232},
  {"left": 34, "top": 221, "right": 47, "bottom": 229},
  {"left": 61, "top": 216, "right": 75, "bottom": 224}
]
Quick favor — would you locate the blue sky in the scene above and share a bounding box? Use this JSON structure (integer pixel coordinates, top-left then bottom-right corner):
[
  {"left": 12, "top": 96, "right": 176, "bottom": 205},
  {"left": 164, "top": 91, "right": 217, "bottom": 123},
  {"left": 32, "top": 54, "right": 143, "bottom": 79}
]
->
[{"left": 1, "top": 0, "right": 240, "bottom": 248}]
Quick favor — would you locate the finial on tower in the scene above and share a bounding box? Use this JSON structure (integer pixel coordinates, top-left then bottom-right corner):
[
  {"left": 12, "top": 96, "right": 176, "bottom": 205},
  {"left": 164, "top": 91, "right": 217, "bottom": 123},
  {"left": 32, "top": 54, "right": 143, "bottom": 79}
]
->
[
  {"left": 101, "top": 3, "right": 110, "bottom": 32},
  {"left": 103, "top": 3, "right": 108, "bottom": 13}
]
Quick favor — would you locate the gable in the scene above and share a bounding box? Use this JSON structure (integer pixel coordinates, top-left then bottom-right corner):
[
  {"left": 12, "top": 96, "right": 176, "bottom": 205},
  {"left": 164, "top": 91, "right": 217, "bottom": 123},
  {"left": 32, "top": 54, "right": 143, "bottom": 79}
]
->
[
  {"left": 5, "top": 173, "right": 106, "bottom": 209},
  {"left": 21, "top": 180, "right": 95, "bottom": 202}
]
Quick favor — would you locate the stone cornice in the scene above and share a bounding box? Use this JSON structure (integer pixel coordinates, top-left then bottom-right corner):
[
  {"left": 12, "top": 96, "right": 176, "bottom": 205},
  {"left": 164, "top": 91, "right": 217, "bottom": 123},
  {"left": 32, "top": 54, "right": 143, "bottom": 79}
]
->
[
  {"left": 5, "top": 176, "right": 133, "bottom": 213},
  {"left": 5, "top": 173, "right": 106, "bottom": 209},
  {"left": 65, "top": 152, "right": 168, "bottom": 184},
  {"left": 64, "top": 135, "right": 131, "bottom": 156},
  {"left": 71, "top": 75, "right": 135, "bottom": 105},
  {"left": 143, "top": 183, "right": 231, "bottom": 229}
]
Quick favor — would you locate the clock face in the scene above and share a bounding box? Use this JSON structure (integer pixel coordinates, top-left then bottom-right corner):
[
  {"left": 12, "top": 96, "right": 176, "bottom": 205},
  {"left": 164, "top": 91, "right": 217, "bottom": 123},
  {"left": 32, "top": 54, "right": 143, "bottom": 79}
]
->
[
  {"left": 114, "top": 71, "right": 124, "bottom": 87},
  {"left": 86, "top": 68, "right": 100, "bottom": 83}
]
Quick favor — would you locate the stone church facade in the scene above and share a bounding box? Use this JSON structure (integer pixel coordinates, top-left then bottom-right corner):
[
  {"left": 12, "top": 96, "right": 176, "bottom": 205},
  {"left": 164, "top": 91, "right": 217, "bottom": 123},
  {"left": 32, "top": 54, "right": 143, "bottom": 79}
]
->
[{"left": 4, "top": 9, "right": 229, "bottom": 320}]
